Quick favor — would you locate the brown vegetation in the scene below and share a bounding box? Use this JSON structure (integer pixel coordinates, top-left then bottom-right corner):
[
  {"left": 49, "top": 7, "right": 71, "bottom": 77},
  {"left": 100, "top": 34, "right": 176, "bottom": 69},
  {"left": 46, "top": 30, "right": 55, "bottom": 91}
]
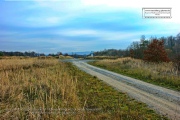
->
[
  {"left": 0, "top": 57, "right": 167, "bottom": 119},
  {"left": 144, "top": 39, "right": 170, "bottom": 62}
]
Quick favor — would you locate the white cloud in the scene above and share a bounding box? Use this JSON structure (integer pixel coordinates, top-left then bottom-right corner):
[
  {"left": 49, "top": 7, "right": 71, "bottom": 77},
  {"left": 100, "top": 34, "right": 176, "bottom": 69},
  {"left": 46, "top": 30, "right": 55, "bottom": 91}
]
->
[
  {"left": 32, "top": 0, "right": 180, "bottom": 24},
  {"left": 26, "top": 16, "right": 63, "bottom": 27},
  {"left": 58, "top": 29, "right": 98, "bottom": 36},
  {"left": 19, "top": 0, "right": 177, "bottom": 29},
  {"left": 82, "top": 0, "right": 180, "bottom": 24},
  {"left": 45, "top": 17, "right": 61, "bottom": 24},
  {"left": 57, "top": 29, "right": 143, "bottom": 41},
  {"left": 82, "top": 0, "right": 177, "bottom": 8},
  {"left": 57, "top": 28, "right": 179, "bottom": 41},
  {"left": 33, "top": 0, "right": 82, "bottom": 11}
]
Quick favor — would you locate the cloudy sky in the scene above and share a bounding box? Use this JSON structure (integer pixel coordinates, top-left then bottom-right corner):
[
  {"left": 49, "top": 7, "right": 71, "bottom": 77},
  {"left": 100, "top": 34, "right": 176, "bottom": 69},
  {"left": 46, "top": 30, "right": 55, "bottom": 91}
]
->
[{"left": 0, "top": 0, "right": 180, "bottom": 54}]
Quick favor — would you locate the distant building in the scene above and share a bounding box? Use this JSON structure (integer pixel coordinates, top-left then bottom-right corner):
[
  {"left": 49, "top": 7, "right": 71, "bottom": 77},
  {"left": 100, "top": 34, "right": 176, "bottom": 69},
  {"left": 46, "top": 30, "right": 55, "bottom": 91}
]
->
[{"left": 90, "top": 51, "right": 94, "bottom": 57}]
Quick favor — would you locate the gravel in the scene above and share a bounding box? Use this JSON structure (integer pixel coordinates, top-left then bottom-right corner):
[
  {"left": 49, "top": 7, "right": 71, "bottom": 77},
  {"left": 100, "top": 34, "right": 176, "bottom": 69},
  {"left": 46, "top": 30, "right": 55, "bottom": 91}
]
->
[{"left": 72, "top": 60, "right": 180, "bottom": 120}]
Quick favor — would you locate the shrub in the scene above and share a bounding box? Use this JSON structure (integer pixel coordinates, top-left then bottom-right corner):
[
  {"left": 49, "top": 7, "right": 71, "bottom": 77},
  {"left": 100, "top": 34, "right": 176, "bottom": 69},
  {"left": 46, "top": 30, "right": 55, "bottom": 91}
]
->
[{"left": 144, "top": 39, "right": 170, "bottom": 63}]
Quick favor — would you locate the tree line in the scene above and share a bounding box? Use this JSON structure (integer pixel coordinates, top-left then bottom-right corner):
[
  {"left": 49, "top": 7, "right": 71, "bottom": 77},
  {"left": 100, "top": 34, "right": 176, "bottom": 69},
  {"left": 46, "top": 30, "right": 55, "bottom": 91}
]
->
[
  {"left": 94, "top": 33, "right": 180, "bottom": 63},
  {"left": 0, "top": 51, "right": 45, "bottom": 57},
  {"left": 128, "top": 34, "right": 180, "bottom": 61}
]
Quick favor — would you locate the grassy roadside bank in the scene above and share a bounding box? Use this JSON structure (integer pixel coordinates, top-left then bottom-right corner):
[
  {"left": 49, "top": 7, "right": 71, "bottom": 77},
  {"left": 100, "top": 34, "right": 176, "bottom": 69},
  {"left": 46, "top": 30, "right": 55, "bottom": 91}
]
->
[
  {"left": 89, "top": 57, "right": 180, "bottom": 91},
  {"left": 0, "top": 58, "right": 167, "bottom": 119}
]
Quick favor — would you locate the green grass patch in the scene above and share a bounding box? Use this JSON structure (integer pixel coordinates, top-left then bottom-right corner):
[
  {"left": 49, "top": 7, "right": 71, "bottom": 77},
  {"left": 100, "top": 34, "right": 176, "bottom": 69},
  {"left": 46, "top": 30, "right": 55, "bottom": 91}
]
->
[
  {"left": 89, "top": 60, "right": 180, "bottom": 91},
  {"left": 65, "top": 62, "right": 168, "bottom": 119}
]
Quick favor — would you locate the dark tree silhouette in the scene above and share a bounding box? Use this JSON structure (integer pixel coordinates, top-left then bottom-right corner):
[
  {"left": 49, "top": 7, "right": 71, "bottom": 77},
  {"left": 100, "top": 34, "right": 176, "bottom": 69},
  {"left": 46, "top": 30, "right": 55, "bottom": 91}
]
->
[
  {"left": 173, "top": 33, "right": 180, "bottom": 71},
  {"left": 130, "top": 49, "right": 134, "bottom": 58},
  {"left": 0, "top": 52, "right": 3, "bottom": 56},
  {"left": 144, "top": 39, "right": 170, "bottom": 62}
]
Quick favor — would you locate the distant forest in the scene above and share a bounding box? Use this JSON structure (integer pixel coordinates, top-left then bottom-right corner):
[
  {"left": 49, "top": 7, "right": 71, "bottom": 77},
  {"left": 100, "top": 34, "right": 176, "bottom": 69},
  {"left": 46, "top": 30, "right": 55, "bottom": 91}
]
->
[
  {"left": 0, "top": 51, "right": 64, "bottom": 57},
  {"left": 94, "top": 33, "right": 180, "bottom": 61},
  {"left": 0, "top": 51, "right": 45, "bottom": 57}
]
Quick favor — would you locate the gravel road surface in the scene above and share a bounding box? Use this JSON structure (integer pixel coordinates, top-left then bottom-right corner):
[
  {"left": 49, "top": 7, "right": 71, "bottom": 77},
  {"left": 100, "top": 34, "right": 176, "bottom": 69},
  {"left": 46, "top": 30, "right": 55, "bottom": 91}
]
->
[{"left": 71, "top": 60, "right": 180, "bottom": 120}]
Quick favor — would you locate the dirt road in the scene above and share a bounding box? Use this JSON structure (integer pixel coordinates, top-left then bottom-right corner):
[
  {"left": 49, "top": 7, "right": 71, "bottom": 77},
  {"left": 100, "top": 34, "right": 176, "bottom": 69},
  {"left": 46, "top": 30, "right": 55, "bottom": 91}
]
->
[{"left": 72, "top": 60, "right": 180, "bottom": 120}]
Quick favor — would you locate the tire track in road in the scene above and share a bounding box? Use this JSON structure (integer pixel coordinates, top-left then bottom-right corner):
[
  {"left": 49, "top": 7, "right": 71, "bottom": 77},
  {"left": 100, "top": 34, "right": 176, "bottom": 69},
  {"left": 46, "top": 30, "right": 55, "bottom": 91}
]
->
[{"left": 72, "top": 61, "right": 180, "bottom": 120}]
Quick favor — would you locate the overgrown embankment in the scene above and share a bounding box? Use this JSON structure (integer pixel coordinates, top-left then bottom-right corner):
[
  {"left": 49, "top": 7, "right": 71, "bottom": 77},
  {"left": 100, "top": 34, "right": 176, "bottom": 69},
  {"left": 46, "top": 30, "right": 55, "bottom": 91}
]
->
[{"left": 89, "top": 57, "right": 180, "bottom": 91}]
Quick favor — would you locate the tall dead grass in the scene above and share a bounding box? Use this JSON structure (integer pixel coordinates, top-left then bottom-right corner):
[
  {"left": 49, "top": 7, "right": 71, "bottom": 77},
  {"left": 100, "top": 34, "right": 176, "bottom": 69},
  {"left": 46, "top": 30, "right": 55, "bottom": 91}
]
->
[
  {"left": 0, "top": 58, "right": 81, "bottom": 119},
  {"left": 91, "top": 57, "right": 180, "bottom": 91},
  {"left": 104, "top": 57, "right": 179, "bottom": 76}
]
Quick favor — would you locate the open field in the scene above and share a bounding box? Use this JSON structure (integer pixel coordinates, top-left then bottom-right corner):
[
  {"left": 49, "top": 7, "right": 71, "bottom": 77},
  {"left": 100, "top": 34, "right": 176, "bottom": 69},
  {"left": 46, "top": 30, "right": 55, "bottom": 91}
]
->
[
  {"left": 0, "top": 57, "right": 167, "bottom": 119},
  {"left": 89, "top": 57, "right": 180, "bottom": 91},
  {"left": 87, "top": 56, "right": 119, "bottom": 60}
]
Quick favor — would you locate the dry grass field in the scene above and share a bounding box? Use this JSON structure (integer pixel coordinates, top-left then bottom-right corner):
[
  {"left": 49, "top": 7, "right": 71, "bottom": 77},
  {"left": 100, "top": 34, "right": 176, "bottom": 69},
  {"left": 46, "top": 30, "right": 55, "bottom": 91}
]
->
[
  {"left": 87, "top": 56, "right": 119, "bottom": 60},
  {"left": 0, "top": 57, "right": 167, "bottom": 119},
  {"left": 89, "top": 57, "right": 180, "bottom": 91}
]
